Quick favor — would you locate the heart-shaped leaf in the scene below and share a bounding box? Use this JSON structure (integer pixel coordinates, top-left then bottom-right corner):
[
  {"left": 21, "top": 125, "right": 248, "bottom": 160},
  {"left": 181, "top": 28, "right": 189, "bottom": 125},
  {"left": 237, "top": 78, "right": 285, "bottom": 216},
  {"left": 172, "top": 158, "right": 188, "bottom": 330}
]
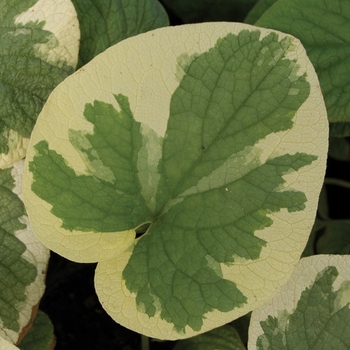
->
[{"left": 23, "top": 23, "right": 328, "bottom": 339}]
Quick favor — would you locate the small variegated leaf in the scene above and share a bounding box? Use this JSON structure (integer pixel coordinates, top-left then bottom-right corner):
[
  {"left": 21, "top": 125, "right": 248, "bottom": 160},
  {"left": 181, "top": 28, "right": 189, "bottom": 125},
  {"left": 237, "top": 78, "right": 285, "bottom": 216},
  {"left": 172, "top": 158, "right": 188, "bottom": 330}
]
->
[
  {"left": 0, "top": 160, "right": 49, "bottom": 344},
  {"left": 248, "top": 255, "right": 350, "bottom": 350}
]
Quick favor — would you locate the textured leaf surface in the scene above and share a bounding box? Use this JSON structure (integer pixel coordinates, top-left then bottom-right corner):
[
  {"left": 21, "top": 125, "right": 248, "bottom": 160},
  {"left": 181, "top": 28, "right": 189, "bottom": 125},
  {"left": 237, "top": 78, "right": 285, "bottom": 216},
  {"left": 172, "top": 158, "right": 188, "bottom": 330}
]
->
[
  {"left": 248, "top": 255, "right": 350, "bottom": 350},
  {"left": 71, "top": 0, "right": 169, "bottom": 68},
  {"left": 17, "top": 311, "right": 54, "bottom": 350},
  {"left": 255, "top": 0, "right": 350, "bottom": 136},
  {"left": 23, "top": 23, "right": 328, "bottom": 339},
  {"left": 0, "top": 161, "right": 49, "bottom": 344},
  {"left": 173, "top": 325, "right": 246, "bottom": 350},
  {"left": 0, "top": 0, "right": 79, "bottom": 167}
]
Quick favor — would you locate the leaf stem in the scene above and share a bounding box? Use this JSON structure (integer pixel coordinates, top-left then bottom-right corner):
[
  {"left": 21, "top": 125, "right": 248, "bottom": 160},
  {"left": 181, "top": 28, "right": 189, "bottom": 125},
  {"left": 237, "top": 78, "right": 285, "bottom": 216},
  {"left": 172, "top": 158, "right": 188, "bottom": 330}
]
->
[
  {"left": 325, "top": 177, "right": 350, "bottom": 189},
  {"left": 141, "top": 335, "right": 149, "bottom": 350}
]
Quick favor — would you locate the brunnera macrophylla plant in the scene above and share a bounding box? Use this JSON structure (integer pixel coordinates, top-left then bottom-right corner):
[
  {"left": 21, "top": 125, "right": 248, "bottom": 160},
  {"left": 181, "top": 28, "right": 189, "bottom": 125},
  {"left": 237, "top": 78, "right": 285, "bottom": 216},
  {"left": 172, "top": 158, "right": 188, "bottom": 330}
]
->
[{"left": 23, "top": 22, "right": 328, "bottom": 339}]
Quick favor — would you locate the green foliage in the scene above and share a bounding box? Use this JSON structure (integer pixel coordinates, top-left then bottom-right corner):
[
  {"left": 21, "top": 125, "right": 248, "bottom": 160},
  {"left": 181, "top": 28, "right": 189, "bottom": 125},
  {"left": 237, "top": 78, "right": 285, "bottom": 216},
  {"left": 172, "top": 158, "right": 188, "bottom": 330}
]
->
[
  {"left": 244, "top": 0, "right": 277, "bottom": 24},
  {"left": 29, "top": 98, "right": 152, "bottom": 232},
  {"left": 328, "top": 137, "right": 350, "bottom": 161},
  {"left": 2, "top": 0, "right": 350, "bottom": 348},
  {"left": 26, "top": 24, "right": 324, "bottom": 338},
  {"left": 0, "top": 167, "right": 36, "bottom": 332},
  {"left": 0, "top": 0, "right": 74, "bottom": 152},
  {"left": 174, "top": 324, "right": 246, "bottom": 349},
  {"left": 72, "top": 0, "right": 169, "bottom": 67},
  {"left": 121, "top": 24, "right": 317, "bottom": 330},
  {"left": 254, "top": 0, "right": 350, "bottom": 137},
  {"left": 17, "top": 311, "right": 54, "bottom": 350},
  {"left": 249, "top": 256, "right": 350, "bottom": 350},
  {"left": 258, "top": 266, "right": 350, "bottom": 349}
]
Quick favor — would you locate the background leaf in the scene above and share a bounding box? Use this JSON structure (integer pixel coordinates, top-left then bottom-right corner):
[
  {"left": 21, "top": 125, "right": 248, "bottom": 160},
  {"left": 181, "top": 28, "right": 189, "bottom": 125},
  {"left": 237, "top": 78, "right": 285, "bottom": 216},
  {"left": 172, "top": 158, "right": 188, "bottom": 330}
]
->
[
  {"left": 248, "top": 255, "right": 350, "bottom": 350},
  {"left": 161, "top": 0, "right": 259, "bottom": 23},
  {"left": 71, "top": 0, "right": 169, "bottom": 68},
  {"left": 316, "top": 220, "right": 350, "bottom": 254},
  {"left": 0, "top": 161, "right": 49, "bottom": 345},
  {"left": 17, "top": 311, "right": 55, "bottom": 350},
  {"left": 244, "top": 0, "right": 277, "bottom": 24},
  {"left": 0, "top": 0, "right": 80, "bottom": 167},
  {"left": 330, "top": 122, "right": 350, "bottom": 138},
  {"left": 255, "top": 0, "right": 350, "bottom": 136},
  {"left": 173, "top": 324, "right": 246, "bottom": 350},
  {"left": 328, "top": 137, "right": 350, "bottom": 161}
]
